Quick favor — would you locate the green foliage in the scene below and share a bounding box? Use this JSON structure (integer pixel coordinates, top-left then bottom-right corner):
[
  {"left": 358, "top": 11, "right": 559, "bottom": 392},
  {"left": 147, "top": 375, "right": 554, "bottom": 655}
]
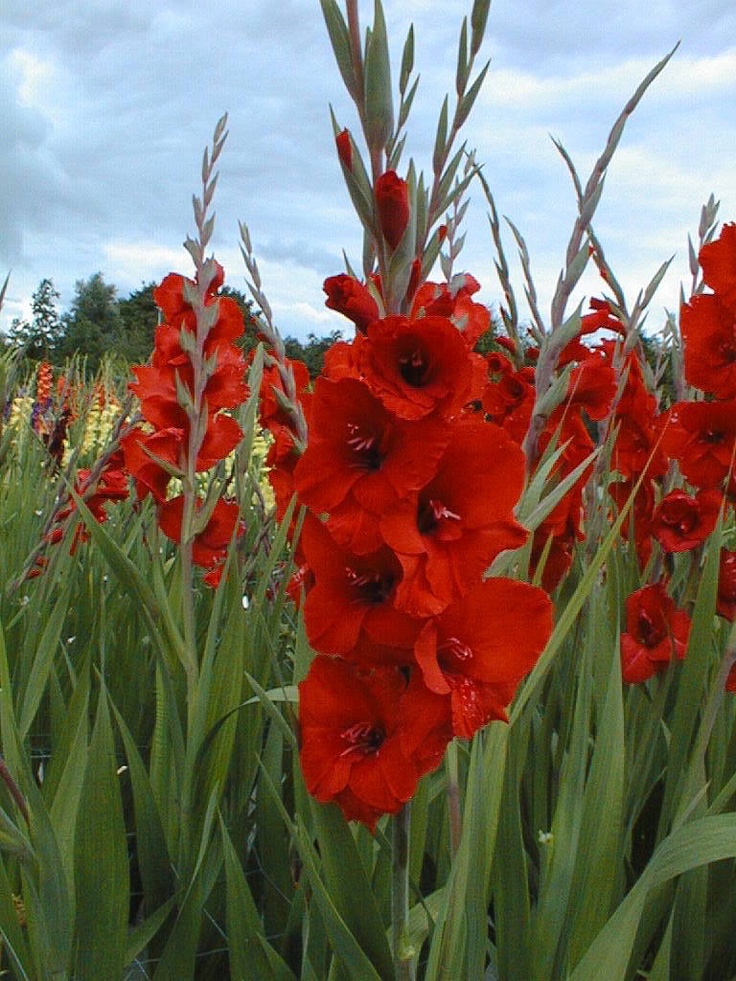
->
[
  {"left": 57, "top": 272, "right": 123, "bottom": 372},
  {"left": 283, "top": 330, "right": 343, "bottom": 378},
  {"left": 7, "top": 279, "right": 61, "bottom": 361},
  {"left": 118, "top": 282, "right": 159, "bottom": 365}
]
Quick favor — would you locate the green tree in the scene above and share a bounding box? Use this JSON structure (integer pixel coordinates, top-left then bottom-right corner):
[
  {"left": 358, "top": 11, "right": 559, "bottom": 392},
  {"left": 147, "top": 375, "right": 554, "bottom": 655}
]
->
[
  {"left": 7, "top": 278, "right": 61, "bottom": 359},
  {"left": 284, "top": 330, "right": 343, "bottom": 378},
  {"left": 58, "top": 272, "right": 122, "bottom": 371},
  {"left": 118, "top": 282, "right": 158, "bottom": 364}
]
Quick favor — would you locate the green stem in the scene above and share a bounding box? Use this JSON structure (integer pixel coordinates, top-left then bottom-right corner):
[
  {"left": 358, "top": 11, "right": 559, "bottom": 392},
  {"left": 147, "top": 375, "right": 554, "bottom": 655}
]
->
[
  {"left": 392, "top": 802, "right": 415, "bottom": 981},
  {"left": 445, "top": 739, "right": 462, "bottom": 856}
]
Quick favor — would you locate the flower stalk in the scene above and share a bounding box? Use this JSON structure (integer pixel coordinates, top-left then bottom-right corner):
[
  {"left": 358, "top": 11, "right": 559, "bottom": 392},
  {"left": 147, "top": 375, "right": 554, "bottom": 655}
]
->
[{"left": 392, "top": 802, "right": 415, "bottom": 981}]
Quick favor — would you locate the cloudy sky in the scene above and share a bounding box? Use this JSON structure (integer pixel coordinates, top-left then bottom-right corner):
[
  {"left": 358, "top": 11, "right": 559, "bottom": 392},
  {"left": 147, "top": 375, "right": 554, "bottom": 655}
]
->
[{"left": 3, "top": 0, "right": 736, "bottom": 343}]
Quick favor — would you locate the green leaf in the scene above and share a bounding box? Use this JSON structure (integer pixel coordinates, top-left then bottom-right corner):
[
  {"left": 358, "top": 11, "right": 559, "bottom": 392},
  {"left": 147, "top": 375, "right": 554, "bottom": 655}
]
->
[
  {"left": 0, "top": 854, "right": 33, "bottom": 980},
  {"left": 470, "top": 0, "right": 492, "bottom": 56},
  {"left": 47, "top": 662, "right": 90, "bottom": 897},
  {"left": 319, "top": 0, "right": 359, "bottom": 101},
  {"left": 363, "top": 0, "right": 394, "bottom": 152},
  {"left": 125, "top": 896, "right": 177, "bottom": 968},
  {"left": 221, "top": 816, "right": 296, "bottom": 981},
  {"left": 567, "top": 641, "right": 625, "bottom": 969},
  {"left": 70, "top": 487, "right": 184, "bottom": 672},
  {"left": 111, "top": 699, "right": 173, "bottom": 912},
  {"left": 657, "top": 516, "right": 723, "bottom": 838},
  {"left": 426, "top": 724, "right": 510, "bottom": 980},
  {"left": 570, "top": 814, "right": 736, "bottom": 980},
  {"left": 399, "top": 24, "right": 414, "bottom": 96},
  {"left": 259, "top": 762, "right": 386, "bottom": 980},
  {"left": 74, "top": 688, "right": 129, "bottom": 979},
  {"left": 18, "top": 581, "right": 71, "bottom": 739},
  {"left": 456, "top": 61, "right": 489, "bottom": 129},
  {"left": 455, "top": 17, "right": 468, "bottom": 95},
  {"left": 16, "top": 746, "right": 74, "bottom": 977},
  {"left": 150, "top": 789, "right": 221, "bottom": 980},
  {"left": 432, "top": 98, "right": 450, "bottom": 180},
  {"left": 309, "top": 801, "right": 394, "bottom": 980},
  {"left": 295, "top": 814, "right": 386, "bottom": 981}
]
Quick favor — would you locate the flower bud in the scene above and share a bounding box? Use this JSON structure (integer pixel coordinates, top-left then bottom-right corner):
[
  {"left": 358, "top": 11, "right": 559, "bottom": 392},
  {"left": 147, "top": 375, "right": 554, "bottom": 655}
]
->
[
  {"left": 324, "top": 274, "right": 380, "bottom": 334},
  {"left": 375, "top": 171, "right": 409, "bottom": 252},
  {"left": 336, "top": 129, "right": 353, "bottom": 172}
]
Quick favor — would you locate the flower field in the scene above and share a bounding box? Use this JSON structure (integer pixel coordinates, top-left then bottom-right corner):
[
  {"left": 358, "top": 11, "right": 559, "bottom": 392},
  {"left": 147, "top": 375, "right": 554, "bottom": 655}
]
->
[{"left": 1, "top": 1, "right": 736, "bottom": 978}]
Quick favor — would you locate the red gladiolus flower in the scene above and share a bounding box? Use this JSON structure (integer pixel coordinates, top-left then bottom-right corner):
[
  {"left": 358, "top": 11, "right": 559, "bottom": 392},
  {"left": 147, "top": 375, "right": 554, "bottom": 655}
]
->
[
  {"left": 559, "top": 298, "right": 626, "bottom": 365},
  {"left": 699, "top": 223, "right": 736, "bottom": 309},
  {"left": 414, "top": 579, "right": 552, "bottom": 737},
  {"left": 153, "top": 265, "right": 242, "bottom": 340},
  {"left": 611, "top": 415, "right": 667, "bottom": 482},
  {"left": 129, "top": 361, "right": 188, "bottom": 431},
  {"left": 620, "top": 583, "right": 691, "bottom": 684},
  {"left": 529, "top": 486, "right": 585, "bottom": 593},
  {"left": 381, "top": 420, "right": 528, "bottom": 616},
  {"left": 375, "top": 171, "right": 410, "bottom": 252},
  {"left": 681, "top": 292, "right": 736, "bottom": 399},
  {"left": 481, "top": 367, "right": 535, "bottom": 445},
  {"left": 727, "top": 663, "right": 736, "bottom": 694},
  {"left": 359, "top": 315, "right": 482, "bottom": 421},
  {"left": 300, "top": 516, "right": 421, "bottom": 659},
  {"left": 131, "top": 342, "right": 247, "bottom": 428},
  {"left": 410, "top": 275, "right": 490, "bottom": 348},
  {"left": 565, "top": 356, "right": 617, "bottom": 421},
  {"left": 158, "top": 495, "right": 243, "bottom": 571},
  {"left": 717, "top": 549, "right": 736, "bottom": 621},
  {"left": 51, "top": 451, "right": 130, "bottom": 553},
  {"left": 323, "top": 274, "right": 380, "bottom": 334},
  {"left": 581, "top": 297, "right": 626, "bottom": 336},
  {"left": 650, "top": 488, "right": 721, "bottom": 553},
  {"left": 259, "top": 356, "right": 310, "bottom": 433},
  {"left": 121, "top": 427, "right": 184, "bottom": 502},
  {"left": 609, "top": 477, "right": 657, "bottom": 571},
  {"left": 298, "top": 656, "right": 451, "bottom": 831},
  {"left": 661, "top": 401, "right": 736, "bottom": 489},
  {"left": 538, "top": 410, "right": 596, "bottom": 486},
  {"left": 293, "top": 376, "right": 451, "bottom": 554}
]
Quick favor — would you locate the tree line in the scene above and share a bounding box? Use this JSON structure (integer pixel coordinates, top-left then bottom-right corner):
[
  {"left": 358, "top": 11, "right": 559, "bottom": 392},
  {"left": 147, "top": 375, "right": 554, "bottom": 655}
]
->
[{"left": 2, "top": 273, "right": 344, "bottom": 378}]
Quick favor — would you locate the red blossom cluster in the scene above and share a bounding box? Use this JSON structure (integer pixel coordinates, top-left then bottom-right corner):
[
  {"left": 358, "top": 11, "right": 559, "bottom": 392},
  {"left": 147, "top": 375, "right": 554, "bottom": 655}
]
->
[
  {"left": 27, "top": 449, "right": 130, "bottom": 578},
  {"left": 32, "top": 263, "right": 249, "bottom": 588},
  {"left": 666, "top": 224, "right": 736, "bottom": 493},
  {"left": 481, "top": 301, "right": 626, "bottom": 591},
  {"left": 121, "top": 263, "right": 248, "bottom": 586},
  {"left": 616, "top": 224, "right": 736, "bottom": 687},
  {"left": 256, "top": 355, "right": 311, "bottom": 523},
  {"left": 278, "top": 272, "right": 553, "bottom": 830},
  {"left": 30, "top": 361, "right": 75, "bottom": 466}
]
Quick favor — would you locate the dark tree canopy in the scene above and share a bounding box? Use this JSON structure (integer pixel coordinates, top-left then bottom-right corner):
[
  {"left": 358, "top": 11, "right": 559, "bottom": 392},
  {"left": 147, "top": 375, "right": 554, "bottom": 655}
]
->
[
  {"left": 118, "top": 283, "right": 159, "bottom": 365},
  {"left": 283, "top": 330, "right": 344, "bottom": 378},
  {"left": 4, "top": 274, "right": 353, "bottom": 381},
  {"left": 58, "top": 272, "right": 123, "bottom": 371},
  {"left": 7, "top": 278, "right": 61, "bottom": 360}
]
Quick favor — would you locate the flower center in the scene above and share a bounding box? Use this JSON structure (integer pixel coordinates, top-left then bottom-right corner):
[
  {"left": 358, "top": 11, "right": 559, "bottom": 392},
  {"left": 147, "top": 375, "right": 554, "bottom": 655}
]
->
[
  {"left": 417, "top": 497, "right": 461, "bottom": 535},
  {"left": 701, "top": 427, "right": 725, "bottom": 445},
  {"left": 398, "top": 345, "right": 431, "bottom": 387},
  {"left": 346, "top": 422, "right": 382, "bottom": 470},
  {"left": 637, "top": 610, "right": 665, "bottom": 648},
  {"left": 339, "top": 722, "right": 385, "bottom": 757},
  {"left": 718, "top": 335, "right": 736, "bottom": 365},
  {"left": 346, "top": 567, "right": 393, "bottom": 604},
  {"left": 437, "top": 635, "right": 474, "bottom": 670},
  {"left": 662, "top": 504, "right": 696, "bottom": 535}
]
